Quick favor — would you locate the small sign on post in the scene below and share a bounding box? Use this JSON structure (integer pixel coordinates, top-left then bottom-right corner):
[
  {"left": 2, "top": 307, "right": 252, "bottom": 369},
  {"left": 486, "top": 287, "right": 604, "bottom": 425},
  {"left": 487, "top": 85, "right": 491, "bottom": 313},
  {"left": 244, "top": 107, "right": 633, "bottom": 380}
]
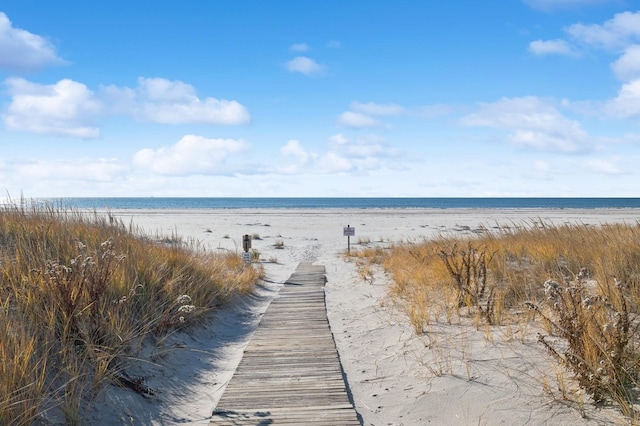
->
[{"left": 343, "top": 225, "right": 355, "bottom": 254}]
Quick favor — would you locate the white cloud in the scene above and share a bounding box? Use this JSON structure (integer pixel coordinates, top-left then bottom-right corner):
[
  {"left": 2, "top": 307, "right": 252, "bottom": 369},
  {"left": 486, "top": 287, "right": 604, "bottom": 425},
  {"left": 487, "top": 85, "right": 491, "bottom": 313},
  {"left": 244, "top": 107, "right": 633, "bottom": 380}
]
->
[
  {"left": 281, "top": 139, "right": 309, "bottom": 163},
  {"left": 611, "top": 45, "right": 640, "bottom": 81},
  {"left": 338, "top": 111, "right": 381, "bottom": 128},
  {"left": 317, "top": 152, "right": 352, "bottom": 173},
  {"left": 276, "top": 134, "right": 401, "bottom": 176},
  {"left": 0, "top": 12, "right": 66, "bottom": 71},
  {"left": 566, "top": 11, "right": 640, "bottom": 50},
  {"left": 2, "top": 78, "right": 101, "bottom": 138},
  {"left": 290, "top": 43, "right": 309, "bottom": 52},
  {"left": 133, "top": 135, "right": 249, "bottom": 176},
  {"left": 461, "top": 96, "right": 591, "bottom": 153},
  {"left": 327, "top": 40, "right": 341, "bottom": 49},
  {"left": 102, "top": 77, "right": 250, "bottom": 125},
  {"left": 529, "top": 39, "right": 576, "bottom": 56},
  {"left": 329, "top": 133, "right": 350, "bottom": 145},
  {"left": 285, "top": 56, "right": 324, "bottom": 76},
  {"left": 350, "top": 101, "right": 406, "bottom": 116},
  {"left": 337, "top": 101, "right": 406, "bottom": 129},
  {"left": 604, "top": 78, "right": 640, "bottom": 118}
]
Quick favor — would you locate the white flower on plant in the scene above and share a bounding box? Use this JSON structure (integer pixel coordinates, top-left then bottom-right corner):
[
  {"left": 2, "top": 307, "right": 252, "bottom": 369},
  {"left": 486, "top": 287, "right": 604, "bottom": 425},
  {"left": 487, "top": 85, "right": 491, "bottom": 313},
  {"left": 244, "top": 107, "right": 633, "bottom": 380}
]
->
[
  {"left": 544, "top": 280, "right": 560, "bottom": 299},
  {"left": 176, "top": 294, "right": 191, "bottom": 304},
  {"left": 178, "top": 304, "right": 196, "bottom": 314},
  {"left": 582, "top": 296, "right": 594, "bottom": 309}
]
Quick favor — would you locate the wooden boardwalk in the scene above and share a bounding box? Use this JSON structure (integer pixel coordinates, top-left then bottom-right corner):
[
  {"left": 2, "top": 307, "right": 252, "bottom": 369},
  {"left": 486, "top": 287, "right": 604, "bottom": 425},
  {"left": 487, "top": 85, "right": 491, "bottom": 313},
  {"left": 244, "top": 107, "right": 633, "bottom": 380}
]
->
[{"left": 209, "top": 262, "right": 360, "bottom": 425}]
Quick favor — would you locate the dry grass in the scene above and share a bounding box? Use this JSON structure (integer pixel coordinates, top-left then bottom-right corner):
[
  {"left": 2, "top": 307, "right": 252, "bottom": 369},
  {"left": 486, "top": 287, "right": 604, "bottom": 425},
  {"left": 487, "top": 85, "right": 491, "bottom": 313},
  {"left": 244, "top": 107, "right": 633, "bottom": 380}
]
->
[
  {"left": 357, "top": 219, "right": 640, "bottom": 417},
  {"left": 0, "top": 202, "right": 262, "bottom": 425}
]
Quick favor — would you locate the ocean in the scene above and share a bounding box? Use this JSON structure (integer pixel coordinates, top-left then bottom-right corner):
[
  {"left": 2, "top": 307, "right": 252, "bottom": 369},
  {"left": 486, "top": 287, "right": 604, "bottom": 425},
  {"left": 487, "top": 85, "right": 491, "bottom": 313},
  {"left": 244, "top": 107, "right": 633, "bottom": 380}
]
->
[{"left": 37, "top": 197, "right": 640, "bottom": 210}]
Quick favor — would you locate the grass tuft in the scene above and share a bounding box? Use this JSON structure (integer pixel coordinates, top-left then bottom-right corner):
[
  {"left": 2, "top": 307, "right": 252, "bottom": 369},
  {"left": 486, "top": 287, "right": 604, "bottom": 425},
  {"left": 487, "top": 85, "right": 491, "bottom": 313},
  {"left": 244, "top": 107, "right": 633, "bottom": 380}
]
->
[{"left": 0, "top": 202, "right": 262, "bottom": 424}]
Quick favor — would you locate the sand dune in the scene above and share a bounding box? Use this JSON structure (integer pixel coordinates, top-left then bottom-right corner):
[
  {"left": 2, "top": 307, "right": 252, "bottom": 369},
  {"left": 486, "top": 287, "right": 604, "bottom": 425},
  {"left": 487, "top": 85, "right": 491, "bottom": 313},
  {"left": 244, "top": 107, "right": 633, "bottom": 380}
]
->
[{"left": 87, "top": 208, "right": 638, "bottom": 425}]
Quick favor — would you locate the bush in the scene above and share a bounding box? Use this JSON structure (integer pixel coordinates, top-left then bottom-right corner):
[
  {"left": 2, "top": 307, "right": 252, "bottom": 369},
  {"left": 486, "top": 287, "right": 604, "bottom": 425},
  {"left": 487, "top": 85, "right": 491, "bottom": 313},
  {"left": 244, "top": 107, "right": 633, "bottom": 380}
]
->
[
  {"left": 526, "top": 272, "right": 640, "bottom": 413},
  {"left": 435, "top": 242, "right": 498, "bottom": 324}
]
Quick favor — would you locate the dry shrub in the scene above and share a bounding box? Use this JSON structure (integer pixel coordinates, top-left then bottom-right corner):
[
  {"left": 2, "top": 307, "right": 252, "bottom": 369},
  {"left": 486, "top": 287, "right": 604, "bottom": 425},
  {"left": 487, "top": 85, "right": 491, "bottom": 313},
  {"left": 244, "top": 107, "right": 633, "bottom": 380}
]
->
[
  {"left": 526, "top": 272, "right": 640, "bottom": 415},
  {"left": 358, "top": 219, "right": 640, "bottom": 416},
  {"left": 434, "top": 242, "right": 498, "bottom": 324},
  {"left": 0, "top": 202, "right": 262, "bottom": 424}
]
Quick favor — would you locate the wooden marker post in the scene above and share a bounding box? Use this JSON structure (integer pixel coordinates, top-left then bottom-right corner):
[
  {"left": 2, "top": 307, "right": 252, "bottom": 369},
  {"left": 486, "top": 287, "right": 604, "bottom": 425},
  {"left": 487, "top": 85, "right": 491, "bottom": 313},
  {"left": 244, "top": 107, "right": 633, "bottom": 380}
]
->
[
  {"left": 343, "top": 225, "right": 355, "bottom": 254},
  {"left": 242, "top": 234, "right": 252, "bottom": 264}
]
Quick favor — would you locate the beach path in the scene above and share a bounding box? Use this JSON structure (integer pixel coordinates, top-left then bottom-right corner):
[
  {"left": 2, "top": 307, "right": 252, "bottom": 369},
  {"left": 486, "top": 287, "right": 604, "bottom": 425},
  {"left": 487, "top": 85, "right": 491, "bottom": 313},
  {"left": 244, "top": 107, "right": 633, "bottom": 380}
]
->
[{"left": 209, "top": 262, "right": 360, "bottom": 425}]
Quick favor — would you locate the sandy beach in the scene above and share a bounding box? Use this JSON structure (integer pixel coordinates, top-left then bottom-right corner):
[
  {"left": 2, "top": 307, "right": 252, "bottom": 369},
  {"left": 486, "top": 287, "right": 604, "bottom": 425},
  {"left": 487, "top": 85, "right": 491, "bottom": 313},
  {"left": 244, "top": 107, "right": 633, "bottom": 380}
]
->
[{"left": 87, "top": 208, "right": 639, "bottom": 425}]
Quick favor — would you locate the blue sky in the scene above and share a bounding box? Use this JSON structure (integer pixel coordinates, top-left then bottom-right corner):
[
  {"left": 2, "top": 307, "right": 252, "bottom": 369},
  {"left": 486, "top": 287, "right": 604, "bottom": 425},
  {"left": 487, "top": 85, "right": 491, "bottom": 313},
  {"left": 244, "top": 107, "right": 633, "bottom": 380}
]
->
[{"left": 1, "top": 0, "right": 639, "bottom": 197}]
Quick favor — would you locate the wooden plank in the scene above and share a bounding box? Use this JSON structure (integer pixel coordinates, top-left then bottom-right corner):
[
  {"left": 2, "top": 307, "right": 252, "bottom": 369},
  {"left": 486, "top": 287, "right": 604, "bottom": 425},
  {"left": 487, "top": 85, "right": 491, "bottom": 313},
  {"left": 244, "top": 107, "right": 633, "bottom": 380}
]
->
[{"left": 209, "top": 262, "right": 360, "bottom": 425}]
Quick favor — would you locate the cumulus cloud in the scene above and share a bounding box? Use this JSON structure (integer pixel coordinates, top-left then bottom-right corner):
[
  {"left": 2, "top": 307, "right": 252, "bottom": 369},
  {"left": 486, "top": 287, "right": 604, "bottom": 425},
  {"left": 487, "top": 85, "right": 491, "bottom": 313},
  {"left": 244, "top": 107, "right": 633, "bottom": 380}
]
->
[
  {"left": 611, "top": 45, "right": 640, "bottom": 81},
  {"left": 604, "top": 78, "right": 640, "bottom": 118},
  {"left": 529, "top": 39, "right": 576, "bottom": 56},
  {"left": 285, "top": 56, "right": 324, "bottom": 76},
  {"left": 461, "top": 96, "right": 591, "bottom": 153},
  {"left": 2, "top": 78, "right": 101, "bottom": 138},
  {"left": 101, "top": 77, "right": 250, "bottom": 125},
  {"left": 338, "top": 111, "right": 382, "bottom": 128},
  {"left": 0, "top": 12, "right": 66, "bottom": 72},
  {"left": 565, "top": 11, "right": 640, "bottom": 50},
  {"left": 279, "top": 140, "right": 357, "bottom": 175},
  {"left": 277, "top": 134, "right": 401, "bottom": 175},
  {"left": 133, "top": 135, "right": 249, "bottom": 176},
  {"left": 337, "top": 101, "right": 406, "bottom": 129},
  {"left": 281, "top": 139, "right": 309, "bottom": 163}
]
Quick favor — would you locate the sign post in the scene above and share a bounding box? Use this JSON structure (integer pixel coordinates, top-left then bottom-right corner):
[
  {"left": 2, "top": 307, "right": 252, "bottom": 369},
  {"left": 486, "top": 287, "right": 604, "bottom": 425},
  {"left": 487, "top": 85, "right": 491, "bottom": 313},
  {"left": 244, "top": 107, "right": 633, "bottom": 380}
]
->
[
  {"left": 343, "top": 225, "right": 355, "bottom": 254},
  {"left": 242, "top": 234, "right": 252, "bottom": 264}
]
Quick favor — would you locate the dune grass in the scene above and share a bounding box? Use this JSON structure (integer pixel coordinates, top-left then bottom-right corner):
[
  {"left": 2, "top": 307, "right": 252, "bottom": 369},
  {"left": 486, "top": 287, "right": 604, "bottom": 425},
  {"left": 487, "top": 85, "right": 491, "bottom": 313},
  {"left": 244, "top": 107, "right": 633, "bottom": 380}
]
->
[
  {"left": 355, "top": 220, "right": 640, "bottom": 416},
  {"left": 0, "top": 202, "right": 262, "bottom": 425}
]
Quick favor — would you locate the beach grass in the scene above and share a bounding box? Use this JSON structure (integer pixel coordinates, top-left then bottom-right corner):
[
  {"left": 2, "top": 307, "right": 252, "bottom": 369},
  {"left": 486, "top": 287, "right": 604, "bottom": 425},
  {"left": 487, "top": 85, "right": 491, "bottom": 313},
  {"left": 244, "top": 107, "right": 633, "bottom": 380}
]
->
[
  {"left": 0, "top": 202, "right": 262, "bottom": 425},
  {"left": 356, "top": 220, "right": 640, "bottom": 417}
]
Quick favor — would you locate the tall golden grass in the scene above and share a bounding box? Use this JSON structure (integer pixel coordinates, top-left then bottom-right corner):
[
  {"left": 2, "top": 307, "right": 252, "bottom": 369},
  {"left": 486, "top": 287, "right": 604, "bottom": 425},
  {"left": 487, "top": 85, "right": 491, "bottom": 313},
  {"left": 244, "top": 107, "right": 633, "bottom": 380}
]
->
[
  {"left": 356, "top": 220, "right": 640, "bottom": 416},
  {"left": 0, "top": 202, "right": 262, "bottom": 425}
]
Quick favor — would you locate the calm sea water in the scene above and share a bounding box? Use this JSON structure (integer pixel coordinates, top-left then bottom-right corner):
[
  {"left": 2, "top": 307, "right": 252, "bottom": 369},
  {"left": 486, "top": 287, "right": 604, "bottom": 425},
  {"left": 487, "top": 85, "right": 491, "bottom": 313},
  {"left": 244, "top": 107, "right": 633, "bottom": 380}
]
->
[{"left": 38, "top": 197, "right": 640, "bottom": 210}]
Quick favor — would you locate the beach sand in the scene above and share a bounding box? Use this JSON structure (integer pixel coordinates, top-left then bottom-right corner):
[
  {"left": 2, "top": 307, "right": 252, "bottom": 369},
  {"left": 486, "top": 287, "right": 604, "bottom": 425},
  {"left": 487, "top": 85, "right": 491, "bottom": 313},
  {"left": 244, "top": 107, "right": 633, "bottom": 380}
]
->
[{"left": 86, "top": 208, "right": 639, "bottom": 425}]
